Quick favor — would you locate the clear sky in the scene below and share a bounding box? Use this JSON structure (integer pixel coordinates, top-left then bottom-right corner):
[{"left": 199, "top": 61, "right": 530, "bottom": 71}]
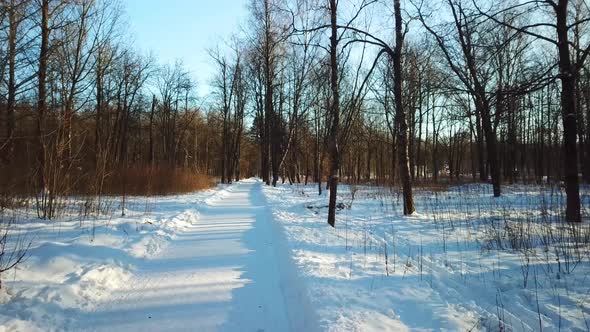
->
[{"left": 125, "top": 0, "right": 249, "bottom": 97}]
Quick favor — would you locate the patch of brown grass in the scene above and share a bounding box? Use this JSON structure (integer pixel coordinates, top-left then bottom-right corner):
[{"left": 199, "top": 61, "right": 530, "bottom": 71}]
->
[
  {"left": 0, "top": 162, "right": 214, "bottom": 198},
  {"left": 98, "top": 166, "right": 214, "bottom": 196}
]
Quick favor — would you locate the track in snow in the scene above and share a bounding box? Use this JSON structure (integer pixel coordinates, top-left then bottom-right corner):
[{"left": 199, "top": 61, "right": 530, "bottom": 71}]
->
[{"left": 83, "top": 179, "right": 312, "bottom": 332}]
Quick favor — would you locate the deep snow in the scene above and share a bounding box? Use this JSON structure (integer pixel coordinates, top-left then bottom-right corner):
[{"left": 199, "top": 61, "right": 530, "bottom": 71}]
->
[{"left": 1, "top": 178, "right": 589, "bottom": 331}]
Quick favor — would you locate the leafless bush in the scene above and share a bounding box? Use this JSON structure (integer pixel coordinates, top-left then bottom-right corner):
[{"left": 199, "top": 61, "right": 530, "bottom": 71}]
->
[
  {"left": 348, "top": 184, "right": 359, "bottom": 209},
  {"left": 0, "top": 211, "right": 30, "bottom": 290}
]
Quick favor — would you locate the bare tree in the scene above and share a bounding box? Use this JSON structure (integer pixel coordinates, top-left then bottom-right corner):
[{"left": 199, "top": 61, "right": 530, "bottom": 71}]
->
[
  {"left": 35, "top": 0, "right": 50, "bottom": 218},
  {"left": 393, "top": 0, "right": 415, "bottom": 214},
  {"left": 327, "top": 0, "right": 340, "bottom": 227},
  {"left": 476, "top": 0, "right": 590, "bottom": 221}
]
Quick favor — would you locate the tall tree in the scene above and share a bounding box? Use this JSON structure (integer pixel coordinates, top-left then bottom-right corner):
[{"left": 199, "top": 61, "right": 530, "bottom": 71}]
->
[
  {"left": 327, "top": 0, "right": 340, "bottom": 227},
  {"left": 36, "top": 0, "right": 50, "bottom": 218},
  {"left": 394, "top": 0, "right": 415, "bottom": 214}
]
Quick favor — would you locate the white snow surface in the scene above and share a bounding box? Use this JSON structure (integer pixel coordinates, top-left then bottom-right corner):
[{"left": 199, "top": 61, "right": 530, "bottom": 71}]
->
[
  {"left": 1, "top": 178, "right": 589, "bottom": 331},
  {"left": 263, "top": 181, "right": 590, "bottom": 332},
  {"left": 0, "top": 179, "right": 317, "bottom": 332}
]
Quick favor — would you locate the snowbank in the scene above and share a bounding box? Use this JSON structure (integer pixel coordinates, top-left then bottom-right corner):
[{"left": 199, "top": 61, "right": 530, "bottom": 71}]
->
[{"left": 0, "top": 189, "right": 214, "bottom": 331}]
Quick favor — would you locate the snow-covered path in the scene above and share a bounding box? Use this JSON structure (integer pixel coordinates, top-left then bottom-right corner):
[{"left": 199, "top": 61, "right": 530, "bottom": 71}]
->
[{"left": 82, "top": 180, "right": 311, "bottom": 332}]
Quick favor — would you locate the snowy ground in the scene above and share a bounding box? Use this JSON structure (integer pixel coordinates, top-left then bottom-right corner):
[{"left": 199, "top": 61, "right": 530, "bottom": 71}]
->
[
  {"left": 0, "top": 180, "right": 317, "bottom": 332},
  {"left": 1, "top": 178, "right": 589, "bottom": 331},
  {"left": 264, "top": 181, "right": 590, "bottom": 331}
]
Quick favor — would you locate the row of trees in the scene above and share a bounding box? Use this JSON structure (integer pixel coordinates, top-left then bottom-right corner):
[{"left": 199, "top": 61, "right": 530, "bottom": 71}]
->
[
  {"left": 209, "top": 0, "right": 589, "bottom": 224},
  {"left": 0, "top": 0, "right": 235, "bottom": 218},
  {"left": 1, "top": 0, "right": 589, "bottom": 224}
]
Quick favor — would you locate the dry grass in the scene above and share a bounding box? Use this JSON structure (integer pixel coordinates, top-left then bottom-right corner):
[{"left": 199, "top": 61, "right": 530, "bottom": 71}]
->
[
  {"left": 0, "top": 162, "right": 213, "bottom": 199},
  {"left": 99, "top": 166, "right": 214, "bottom": 196}
]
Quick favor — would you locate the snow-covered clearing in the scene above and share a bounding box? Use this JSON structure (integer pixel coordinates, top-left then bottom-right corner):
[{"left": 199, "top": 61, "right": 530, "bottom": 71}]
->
[{"left": 1, "top": 178, "right": 589, "bottom": 331}]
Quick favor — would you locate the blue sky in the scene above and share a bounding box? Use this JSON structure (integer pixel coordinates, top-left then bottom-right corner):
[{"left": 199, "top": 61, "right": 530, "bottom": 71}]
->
[{"left": 125, "top": 0, "right": 249, "bottom": 97}]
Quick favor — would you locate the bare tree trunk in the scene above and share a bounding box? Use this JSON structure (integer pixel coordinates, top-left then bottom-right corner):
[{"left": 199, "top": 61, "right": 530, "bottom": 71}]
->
[
  {"left": 416, "top": 90, "right": 424, "bottom": 180},
  {"left": 393, "top": 0, "right": 415, "bottom": 215},
  {"left": 556, "top": 0, "right": 581, "bottom": 222},
  {"left": 479, "top": 97, "right": 501, "bottom": 196},
  {"left": 263, "top": 0, "right": 273, "bottom": 186},
  {"left": 315, "top": 107, "right": 322, "bottom": 195},
  {"left": 271, "top": 76, "right": 287, "bottom": 186},
  {"left": 149, "top": 95, "right": 156, "bottom": 166},
  {"left": 366, "top": 128, "right": 372, "bottom": 181},
  {"left": 221, "top": 113, "right": 228, "bottom": 184},
  {"left": 36, "top": 0, "right": 50, "bottom": 219},
  {"left": 327, "top": 0, "right": 340, "bottom": 227},
  {"left": 475, "top": 109, "right": 486, "bottom": 181},
  {"left": 95, "top": 63, "right": 103, "bottom": 166}
]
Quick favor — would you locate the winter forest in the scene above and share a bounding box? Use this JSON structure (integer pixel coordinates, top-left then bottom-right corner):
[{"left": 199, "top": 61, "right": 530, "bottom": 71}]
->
[{"left": 1, "top": 0, "right": 590, "bottom": 331}]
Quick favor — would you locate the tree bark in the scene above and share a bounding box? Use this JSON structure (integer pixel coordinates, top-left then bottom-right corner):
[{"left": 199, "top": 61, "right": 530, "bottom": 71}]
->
[
  {"left": 327, "top": 0, "right": 340, "bottom": 227},
  {"left": 36, "top": 0, "right": 50, "bottom": 218},
  {"left": 149, "top": 95, "right": 156, "bottom": 166},
  {"left": 556, "top": 0, "right": 581, "bottom": 222},
  {"left": 393, "top": 0, "right": 415, "bottom": 215}
]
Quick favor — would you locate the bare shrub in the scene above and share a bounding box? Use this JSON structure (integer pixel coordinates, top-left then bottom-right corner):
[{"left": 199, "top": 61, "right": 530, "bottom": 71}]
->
[{"left": 0, "top": 211, "right": 30, "bottom": 290}]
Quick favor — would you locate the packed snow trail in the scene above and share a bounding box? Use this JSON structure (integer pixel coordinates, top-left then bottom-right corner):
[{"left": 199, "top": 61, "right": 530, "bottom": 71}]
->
[{"left": 82, "top": 179, "right": 314, "bottom": 332}]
